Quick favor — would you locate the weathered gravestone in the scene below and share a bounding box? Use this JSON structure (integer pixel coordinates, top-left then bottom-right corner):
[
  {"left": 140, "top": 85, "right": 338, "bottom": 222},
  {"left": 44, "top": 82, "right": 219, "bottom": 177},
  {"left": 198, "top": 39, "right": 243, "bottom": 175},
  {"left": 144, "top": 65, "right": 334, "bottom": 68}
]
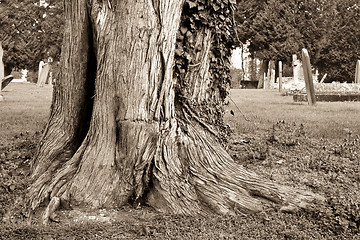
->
[
  {"left": 355, "top": 60, "right": 360, "bottom": 83},
  {"left": 292, "top": 54, "right": 304, "bottom": 82},
  {"left": 38, "top": 61, "right": 44, "bottom": 81},
  {"left": 301, "top": 49, "right": 316, "bottom": 105},
  {"left": 1, "top": 75, "right": 14, "bottom": 90},
  {"left": 278, "top": 61, "right": 283, "bottom": 92},
  {"left": 264, "top": 60, "right": 275, "bottom": 89},
  {"left": 37, "top": 62, "right": 50, "bottom": 87}
]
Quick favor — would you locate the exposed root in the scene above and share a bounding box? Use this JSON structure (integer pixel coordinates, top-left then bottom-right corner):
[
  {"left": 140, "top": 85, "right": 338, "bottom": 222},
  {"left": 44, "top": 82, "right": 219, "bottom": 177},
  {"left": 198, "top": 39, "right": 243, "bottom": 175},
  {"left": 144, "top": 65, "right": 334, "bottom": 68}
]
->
[
  {"left": 29, "top": 117, "right": 324, "bottom": 221},
  {"left": 42, "top": 196, "right": 61, "bottom": 225},
  {"left": 148, "top": 118, "right": 325, "bottom": 215}
]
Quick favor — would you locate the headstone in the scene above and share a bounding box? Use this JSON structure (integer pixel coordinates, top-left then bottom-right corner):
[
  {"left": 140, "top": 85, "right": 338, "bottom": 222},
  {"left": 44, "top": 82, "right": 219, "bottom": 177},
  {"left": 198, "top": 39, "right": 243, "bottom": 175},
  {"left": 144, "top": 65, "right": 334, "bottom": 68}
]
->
[
  {"left": 38, "top": 61, "right": 45, "bottom": 82},
  {"left": 292, "top": 54, "right": 304, "bottom": 82},
  {"left": 314, "top": 69, "right": 319, "bottom": 82},
  {"left": 264, "top": 60, "right": 275, "bottom": 89},
  {"left": 320, "top": 73, "right": 327, "bottom": 83},
  {"left": 21, "top": 69, "right": 28, "bottom": 82},
  {"left": 37, "top": 63, "right": 50, "bottom": 87},
  {"left": 301, "top": 49, "right": 316, "bottom": 105},
  {"left": 1, "top": 75, "right": 14, "bottom": 90},
  {"left": 355, "top": 60, "right": 360, "bottom": 83},
  {"left": 279, "top": 61, "right": 283, "bottom": 92},
  {"left": 292, "top": 54, "right": 298, "bottom": 82},
  {"left": 270, "top": 69, "right": 275, "bottom": 89}
]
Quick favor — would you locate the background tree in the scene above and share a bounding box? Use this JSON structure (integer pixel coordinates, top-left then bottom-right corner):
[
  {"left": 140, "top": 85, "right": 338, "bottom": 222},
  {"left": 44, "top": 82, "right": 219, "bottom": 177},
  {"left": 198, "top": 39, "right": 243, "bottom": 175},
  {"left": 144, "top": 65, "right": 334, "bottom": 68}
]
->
[
  {"left": 0, "top": 0, "right": 63, "bottom": 75},
  {"left": 235, "top": 0, "right": 302, "bottom": 63},
  {"left": 234, "top": 0, "right": 360, "bottom": 82},
  {"left": 27, "top": 0, "right": 322, "bottom": 223},
  {"left": 316, "top": 0, "right": 360, "bottom": 82}
]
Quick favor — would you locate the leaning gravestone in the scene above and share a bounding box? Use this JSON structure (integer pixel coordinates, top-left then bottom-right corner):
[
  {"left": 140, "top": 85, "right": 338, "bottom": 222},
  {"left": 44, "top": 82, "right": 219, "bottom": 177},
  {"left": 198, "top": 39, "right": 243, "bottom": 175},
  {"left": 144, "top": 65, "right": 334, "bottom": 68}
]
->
[
  {"left": 1, "top": 75, "right": 14, "bottom": 90},
  {"left": 37, "top": 62, "right": 50, "bottom": 87},
  {"left": 301, "top": 49, "right": 316, "bottom": 105}
]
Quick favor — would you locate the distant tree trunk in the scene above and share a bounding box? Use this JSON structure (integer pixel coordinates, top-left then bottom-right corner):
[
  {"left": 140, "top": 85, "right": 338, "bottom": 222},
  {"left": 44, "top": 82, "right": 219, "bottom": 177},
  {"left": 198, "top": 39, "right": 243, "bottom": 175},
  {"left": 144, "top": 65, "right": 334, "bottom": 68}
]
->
[
  {"left": 28, "top": 0, "right": 323, "bottom": 221},
  {"left": 4, "top": 65, "right": 12, "bottom": 77}
]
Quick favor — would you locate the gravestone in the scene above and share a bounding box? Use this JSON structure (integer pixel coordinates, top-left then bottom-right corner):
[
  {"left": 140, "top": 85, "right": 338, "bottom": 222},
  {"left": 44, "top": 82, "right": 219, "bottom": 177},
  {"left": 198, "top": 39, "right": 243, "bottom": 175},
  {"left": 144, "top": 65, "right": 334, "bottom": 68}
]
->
[
  {"left": 38, "top": 61, "right": 45, "bottom": 82},
  {"left": 278, "top": 61, "right": 283, "bottom": 92},
  {"left": 1, "top": 75, "right": 14, "bottom": 90},
  {"left": 270, "top": 69, "right": 275, "bottom": 89},
  {"left": 301, "top": 49, "right": 316, "bottom": 105},
  {"left": 37, "top": 62, "right": 50, "bottom": 87},
  {"left": 355, "top": 60, "right": 360, "bottom": 83},
  {"left": 264, "top": 60, "right": 275, "bottom": 89},
  {"left": 292, "top": 54, "right": 304, "bottom": 82},
  {"left": 21, "top": 69, "right": 28, "bottom": 82}
]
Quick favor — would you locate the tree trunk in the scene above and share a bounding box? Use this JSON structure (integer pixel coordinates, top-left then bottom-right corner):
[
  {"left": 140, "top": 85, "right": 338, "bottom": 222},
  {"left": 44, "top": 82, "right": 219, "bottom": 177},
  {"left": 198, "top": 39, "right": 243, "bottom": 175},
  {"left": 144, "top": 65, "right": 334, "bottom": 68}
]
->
[
  {"left": 257, "top": 60, "right": 267, "bottom": 89},
  {"left": 28, "top": 0, "right": 323, "bottom": 220}
]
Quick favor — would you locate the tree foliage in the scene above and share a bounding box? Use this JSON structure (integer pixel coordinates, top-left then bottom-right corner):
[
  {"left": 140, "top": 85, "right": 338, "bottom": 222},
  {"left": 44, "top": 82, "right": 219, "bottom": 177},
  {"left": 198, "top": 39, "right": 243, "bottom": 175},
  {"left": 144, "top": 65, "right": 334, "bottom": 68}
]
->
[
  {"left": 235, "top": 0, "right": 360, "bottom": 82},
  {"left": 0, "top": 0, "right": 63, "bottom": 72}
]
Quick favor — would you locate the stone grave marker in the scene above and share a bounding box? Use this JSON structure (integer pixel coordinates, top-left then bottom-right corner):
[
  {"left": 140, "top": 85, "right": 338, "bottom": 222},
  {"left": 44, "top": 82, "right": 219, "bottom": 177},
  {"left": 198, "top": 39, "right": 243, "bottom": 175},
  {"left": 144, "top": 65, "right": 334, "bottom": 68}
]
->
[
  {"left": 37, "top": 62, "right": 50, "bottom": 87},
  {"left": 1, "top": 75, "right": 14, "bottom": 90},
  {"left": 355, "top": 60, "right": 360, "bottom": 83},
  {"left": 264, "top": 60, "right": 275, "bottom": 89},
  {"left": 301, "top": 49, "right": 316, "bottom": 105},
  {"left": 278, "top": 61, "right": 283, "bottom": 92},
  {"left": 38, "top": 61, "right": 45, "bottom": 83}
]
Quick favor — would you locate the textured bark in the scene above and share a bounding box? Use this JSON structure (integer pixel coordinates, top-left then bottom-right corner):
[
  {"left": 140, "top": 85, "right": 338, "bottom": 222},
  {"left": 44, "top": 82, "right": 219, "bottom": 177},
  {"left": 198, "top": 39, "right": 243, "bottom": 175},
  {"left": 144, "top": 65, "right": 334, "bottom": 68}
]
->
[
  {"left": 29, "top": 0, "right": 95, "bottom": 210},
  {"left": 29, "top": 0, "right": 183, "bottom": 211},
  {"left": 28, "top": 0, "right": 324, "bottom": 220}
]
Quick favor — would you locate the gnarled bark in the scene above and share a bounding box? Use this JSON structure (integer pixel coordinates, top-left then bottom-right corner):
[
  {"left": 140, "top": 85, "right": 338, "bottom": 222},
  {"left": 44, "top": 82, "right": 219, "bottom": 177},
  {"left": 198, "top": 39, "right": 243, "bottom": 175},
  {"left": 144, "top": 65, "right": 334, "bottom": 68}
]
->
[{"left": 28, "top": 0, "right": 324, "bottom": 222}]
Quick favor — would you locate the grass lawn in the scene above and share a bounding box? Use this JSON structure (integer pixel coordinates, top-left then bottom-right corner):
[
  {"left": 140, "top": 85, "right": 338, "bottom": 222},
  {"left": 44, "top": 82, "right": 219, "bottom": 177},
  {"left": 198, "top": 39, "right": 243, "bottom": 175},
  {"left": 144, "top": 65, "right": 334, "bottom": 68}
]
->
[
  {"left": 0, "top": 85, "right": 359, "bottom": 239},
  {"left": 225, "top": 89, "right": 360, "bottom": 139},
  {"left": 0, "top": 83, "right": 52, "bottom": 143}
]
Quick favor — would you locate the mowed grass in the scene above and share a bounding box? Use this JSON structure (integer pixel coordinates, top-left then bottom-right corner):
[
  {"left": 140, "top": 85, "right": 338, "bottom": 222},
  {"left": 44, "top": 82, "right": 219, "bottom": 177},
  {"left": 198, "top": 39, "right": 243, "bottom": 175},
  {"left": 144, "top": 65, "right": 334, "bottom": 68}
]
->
[
  {"left": 0, "top": 83, "right": 52, "bottom": 144},
  {"left": 1, "top": 85, "right": 359, "bottom": 142},
  {"left": 225, "top": 89, "right": 360, "bottom": 139}
]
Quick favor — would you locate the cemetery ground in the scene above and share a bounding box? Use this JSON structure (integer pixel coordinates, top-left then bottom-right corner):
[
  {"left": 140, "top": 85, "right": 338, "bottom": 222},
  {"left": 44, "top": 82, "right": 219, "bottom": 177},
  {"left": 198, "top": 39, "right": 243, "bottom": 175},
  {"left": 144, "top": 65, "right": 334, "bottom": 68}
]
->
[{"left": 0, "top": 83, "right": 359, "bottom": 239}]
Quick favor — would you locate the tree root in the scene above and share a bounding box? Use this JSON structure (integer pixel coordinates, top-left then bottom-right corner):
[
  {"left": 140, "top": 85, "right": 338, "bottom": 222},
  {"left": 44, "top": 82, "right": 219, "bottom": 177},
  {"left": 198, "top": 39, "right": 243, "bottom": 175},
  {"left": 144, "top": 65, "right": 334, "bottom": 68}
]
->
[
  {"left": 42, "top": 196, "right": 61, "bottom": 225},
  {"left": 31, "top": 118, "right": 324, "bottom": 222},
  {"left": 148, "top": 119, "right": 325, "bottom": 215}
]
